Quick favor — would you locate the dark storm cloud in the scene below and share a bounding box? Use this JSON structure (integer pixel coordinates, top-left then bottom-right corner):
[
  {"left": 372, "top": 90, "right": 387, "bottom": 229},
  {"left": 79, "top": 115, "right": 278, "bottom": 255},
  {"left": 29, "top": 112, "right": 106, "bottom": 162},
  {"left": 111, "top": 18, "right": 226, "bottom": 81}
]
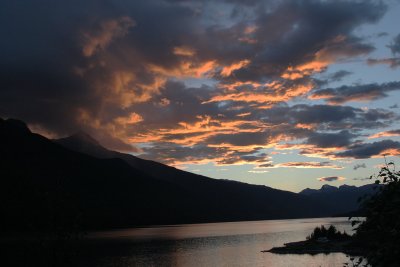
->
[
  {"left": 306, "top": 131, "right": 356, "bottom": 148},
  {"left": 336, "top": 140, "right": 400, "bottom": 159},
  {"left": 0, "top": 0, "right": 200, "bottom": 150},
  {"left": 310, "top": 81, "right": 400, "bottom": 104},
  {"left": 281, "top": 104, "right": 394, "bottom": 131},
  {"left": 0, "top": 0, "right": 392, "bottom": 161},
  {"left": 214, "top": 0, "right": 384, "bottom": 82}
]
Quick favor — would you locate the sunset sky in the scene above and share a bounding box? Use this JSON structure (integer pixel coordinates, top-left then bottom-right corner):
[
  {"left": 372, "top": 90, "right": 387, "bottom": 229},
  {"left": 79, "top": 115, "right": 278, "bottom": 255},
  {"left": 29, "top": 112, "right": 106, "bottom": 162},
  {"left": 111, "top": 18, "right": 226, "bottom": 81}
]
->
[{"left": 1, "top": 0, "right": 400, "bottom": 192}]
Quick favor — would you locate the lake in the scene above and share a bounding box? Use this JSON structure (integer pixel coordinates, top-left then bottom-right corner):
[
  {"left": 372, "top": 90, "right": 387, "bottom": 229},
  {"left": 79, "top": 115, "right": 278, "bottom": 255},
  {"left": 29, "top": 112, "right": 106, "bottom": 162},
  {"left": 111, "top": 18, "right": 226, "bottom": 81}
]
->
[{"left": 80, "top": 217, "right": 358, "bottom": 267}]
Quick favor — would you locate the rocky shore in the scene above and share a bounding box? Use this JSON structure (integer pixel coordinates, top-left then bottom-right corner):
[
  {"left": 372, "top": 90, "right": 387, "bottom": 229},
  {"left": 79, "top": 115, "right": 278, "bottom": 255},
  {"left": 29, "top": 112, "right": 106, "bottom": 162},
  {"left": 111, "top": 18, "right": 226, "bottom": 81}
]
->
[{"left": 263, "top": 238, "right": 363, "bottom": 255}]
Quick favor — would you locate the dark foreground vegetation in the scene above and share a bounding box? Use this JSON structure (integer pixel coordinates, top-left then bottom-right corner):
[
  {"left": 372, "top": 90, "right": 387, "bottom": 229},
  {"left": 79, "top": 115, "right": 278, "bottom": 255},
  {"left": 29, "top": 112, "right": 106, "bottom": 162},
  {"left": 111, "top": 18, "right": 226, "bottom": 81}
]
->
[
  {"left": 306, "top": 225, "right": 350, "bottom": 241},
  {"left": 267, "top": 161, "right": 400, "bottom": 267}
]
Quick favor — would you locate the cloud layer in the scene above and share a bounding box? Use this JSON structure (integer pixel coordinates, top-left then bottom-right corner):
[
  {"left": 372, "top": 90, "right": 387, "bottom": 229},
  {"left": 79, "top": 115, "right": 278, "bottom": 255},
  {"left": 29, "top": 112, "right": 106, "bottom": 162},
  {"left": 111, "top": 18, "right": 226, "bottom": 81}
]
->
[{"left": 0, "top": 0, "right": 399, "bottom": 168}]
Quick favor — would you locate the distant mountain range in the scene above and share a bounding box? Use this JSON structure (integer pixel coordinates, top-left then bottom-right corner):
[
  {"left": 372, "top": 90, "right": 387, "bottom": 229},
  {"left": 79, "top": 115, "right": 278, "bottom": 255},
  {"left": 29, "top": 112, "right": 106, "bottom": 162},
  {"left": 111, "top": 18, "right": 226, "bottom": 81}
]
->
[
  {"left": 0, "top": 117, "right": 378, "bottom": 231},
  {"left": 300, "top": 184, "right": 378, "bottom": 216}
]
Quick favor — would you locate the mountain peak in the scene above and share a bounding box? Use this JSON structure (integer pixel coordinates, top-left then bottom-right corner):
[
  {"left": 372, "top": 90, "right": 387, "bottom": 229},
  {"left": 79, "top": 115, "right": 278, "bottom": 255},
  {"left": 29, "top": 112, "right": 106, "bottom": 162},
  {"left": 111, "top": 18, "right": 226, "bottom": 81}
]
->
[
  {"left": 3, "top": 118, "right": 31, "bottom": 134},
  {"left": 320, "top": 184, "right": 338, "bottom": 192},
  {"left": 338, "top": 184, "right": 357, "bottom": 191},
  {"left": 55, "top": 131, "right": 106, "bottom": 154},
  {"left": 68, "top": 131, "right": 100, "bottom": 146}
]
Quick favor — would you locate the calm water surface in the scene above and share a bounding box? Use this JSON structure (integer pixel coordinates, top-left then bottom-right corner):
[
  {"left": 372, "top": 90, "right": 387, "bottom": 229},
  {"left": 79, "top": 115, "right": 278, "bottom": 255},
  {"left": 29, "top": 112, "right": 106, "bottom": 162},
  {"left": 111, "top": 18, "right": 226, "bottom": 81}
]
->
[{"left": 83, "top": 217, "right": 357, "bottom": 267}]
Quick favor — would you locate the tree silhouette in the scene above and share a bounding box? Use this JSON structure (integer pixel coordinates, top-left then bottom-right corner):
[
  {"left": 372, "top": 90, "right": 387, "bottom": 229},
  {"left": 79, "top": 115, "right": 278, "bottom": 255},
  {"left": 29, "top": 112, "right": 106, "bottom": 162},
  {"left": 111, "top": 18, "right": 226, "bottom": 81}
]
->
[{"left": 352, "top": 160, "right": 400, "bottom": 267}]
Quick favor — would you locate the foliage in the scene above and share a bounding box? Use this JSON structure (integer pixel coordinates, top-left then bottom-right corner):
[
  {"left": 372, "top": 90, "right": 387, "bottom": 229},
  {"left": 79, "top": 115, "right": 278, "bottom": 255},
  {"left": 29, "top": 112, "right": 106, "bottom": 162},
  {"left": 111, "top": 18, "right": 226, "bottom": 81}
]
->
[
  {"left": 352, "top": 160, "right": 400, "bottom": 267},
  {"left": 307, "top": 225, "right": 350, "bottom": 241},
  {"left": 344, "top": 256, "right": 368, "bottom": 267}
]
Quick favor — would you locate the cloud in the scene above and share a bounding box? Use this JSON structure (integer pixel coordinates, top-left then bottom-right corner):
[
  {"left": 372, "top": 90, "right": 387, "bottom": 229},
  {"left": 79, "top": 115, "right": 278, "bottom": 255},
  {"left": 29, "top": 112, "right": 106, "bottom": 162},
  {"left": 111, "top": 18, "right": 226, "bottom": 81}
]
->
[
  {"left": 138, "top": 142, "right": 271, "bottom": 166},
  {"left": 329, "top": 70, "right": 353, "bottom": 82},
  {"left": 81, "top": 16, "right": 136, "bottom": 57},
  {"left": 318, "top": 176, "right": 346, "bottom": 182},
  {"left": 248, "top": 170, "right": 269, "bottom": 173},
  {"left": 353, "top": 177, "right": 372, "bottom": 181},
  {"left": 367, "top": 57, "right": 400, "bottom": 69},
  {"left": 0, "top": 0, "right": 395, "bottom": 165},
  {"left": 306, "top": 131, "right": 356, "bottom": 148},
  {"left": 309, "top": 81, "right": 400, "bottom": 104},
  {"left": 261, "top": 161, "right": 343, "bottom": 169},
  {"left": 353, "top": 163, "right": 366, "bottom": 170},
  {"left": 128, "top": 87, "right": 396, "bottom": 164},
  {"left": 369, "top": 129, "right": 400, "bottom": 139},
  {"left": 336, "top": 140, "right": 400, "bottom": 159},
  {"left": 388, "top": 33, "right": 400, "bottom": 54}
]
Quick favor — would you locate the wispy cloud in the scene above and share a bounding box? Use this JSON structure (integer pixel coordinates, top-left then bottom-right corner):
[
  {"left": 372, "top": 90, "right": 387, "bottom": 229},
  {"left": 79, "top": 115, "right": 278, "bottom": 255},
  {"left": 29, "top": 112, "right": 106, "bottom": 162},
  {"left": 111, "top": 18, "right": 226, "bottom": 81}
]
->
[
  {"left": 318, "top": 176, "right": 346, "bottom": 182},
  {"left": 353, "top": 163, "right": 366, "bottom": 170}
]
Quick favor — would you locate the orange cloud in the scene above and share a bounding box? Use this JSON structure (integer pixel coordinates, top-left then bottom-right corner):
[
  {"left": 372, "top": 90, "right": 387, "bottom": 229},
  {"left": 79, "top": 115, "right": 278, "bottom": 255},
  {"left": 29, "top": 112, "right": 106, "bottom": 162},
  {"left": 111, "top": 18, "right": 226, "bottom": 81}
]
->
[
  {"left": 281, "top": 35, "right": 359, "bottom": 81},
  {"left": 373, "top": 148, "right": 400, "bottom": 158},
  {"left": 368, "top": 130, "right": 400, "bottom": 139},
  {"left": 218, "top": 81, "right": 262, "bottom": 91},
  {"left": 276, "top": 143, "right": 345, "bottom": 160},
  {"left": 128, "top": 117, "right": 268, "bottom": 146},
  {"left": 296, "top": 123, "right": 317, "bottom": 130},
  {"left": 173, "top": 46, "right": 196, "bottom": 57},
  {"left": 238, "top": 25, "right": 258, "bottom": 44},
  {"left": 204, "top": 83, "right": 313, "bottom": 104},
  {"left": 108, "top": 72, "right": 166, "bottom": 107},
  {"left": 148, "top": 60, "right": 217, "bottom": 78},
  {"left": 115, "top": 112, "right": 143, "bottom": 125},
  {"left": 244, "top": 25, "right": 257, "bottom": 34},
  {"left": 220, "top": 59, "right": 250, "bottom": 77}
]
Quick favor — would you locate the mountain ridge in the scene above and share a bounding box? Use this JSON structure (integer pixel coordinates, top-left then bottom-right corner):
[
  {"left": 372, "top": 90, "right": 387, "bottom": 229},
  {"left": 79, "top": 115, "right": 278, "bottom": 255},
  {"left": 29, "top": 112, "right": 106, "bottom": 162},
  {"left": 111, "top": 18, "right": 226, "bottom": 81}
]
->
[
  {"left": 1, "top": 117, "right": 341, "bottom": 231},
  {"left": 54, "top": 129, "right": 377, "bottom": 217}
]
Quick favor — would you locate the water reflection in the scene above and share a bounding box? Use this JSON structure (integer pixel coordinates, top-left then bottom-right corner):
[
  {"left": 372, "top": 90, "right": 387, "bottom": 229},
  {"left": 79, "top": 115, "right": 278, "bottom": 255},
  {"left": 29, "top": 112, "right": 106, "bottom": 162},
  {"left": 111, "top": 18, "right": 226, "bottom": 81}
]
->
[{"left": 82, "top": 217, "right": 356, "bottom": 267}]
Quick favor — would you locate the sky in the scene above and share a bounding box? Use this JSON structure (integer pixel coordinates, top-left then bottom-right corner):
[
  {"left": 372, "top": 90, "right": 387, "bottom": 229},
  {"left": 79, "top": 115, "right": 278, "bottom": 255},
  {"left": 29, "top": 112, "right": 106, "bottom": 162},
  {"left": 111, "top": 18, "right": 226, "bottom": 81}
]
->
[{"left": 1, "top": 0, "right": 400, "bottom": 192}]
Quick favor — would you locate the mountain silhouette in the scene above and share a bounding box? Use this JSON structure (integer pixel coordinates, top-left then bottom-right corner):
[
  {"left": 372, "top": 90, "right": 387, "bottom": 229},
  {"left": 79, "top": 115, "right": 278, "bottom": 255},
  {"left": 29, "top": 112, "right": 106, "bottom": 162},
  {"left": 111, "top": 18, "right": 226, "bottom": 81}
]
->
[
  {"left": 1, "top": 117, "right": 372, "bottom": 231},
  {"left": 56, "top": 132, "right": 376, "bottom": 216},
  {"left": 300, "top": 183, "right": 378, "bottom": 214},
  {"left": 56, "top": 132, "right": 234, "bottom": 190}
]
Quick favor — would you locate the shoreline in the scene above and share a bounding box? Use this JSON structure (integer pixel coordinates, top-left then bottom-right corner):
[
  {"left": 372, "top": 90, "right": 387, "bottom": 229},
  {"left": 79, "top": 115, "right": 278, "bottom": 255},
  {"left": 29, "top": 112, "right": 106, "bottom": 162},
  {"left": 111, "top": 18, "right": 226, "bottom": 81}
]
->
[{"left": 263, "top": 239, "right": 364, "bottom": 256}]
